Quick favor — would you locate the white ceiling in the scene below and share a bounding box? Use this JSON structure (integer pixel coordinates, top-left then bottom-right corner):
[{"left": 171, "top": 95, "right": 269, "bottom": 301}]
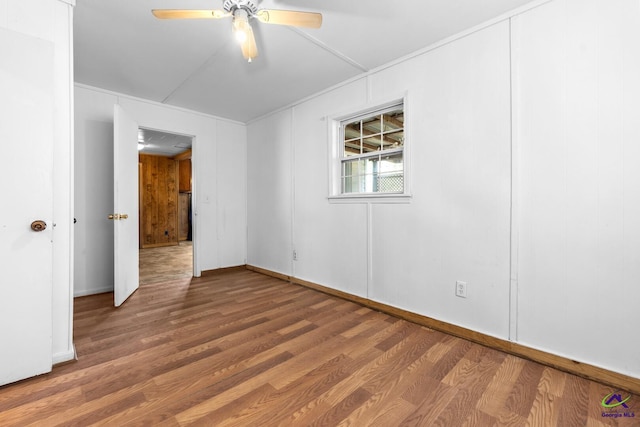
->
[
  {"left": 74, "top": 0, "right": 536, "bottom": 123},
  {"left": 138, "top": 128, "right": 192, "bottom": 156}
]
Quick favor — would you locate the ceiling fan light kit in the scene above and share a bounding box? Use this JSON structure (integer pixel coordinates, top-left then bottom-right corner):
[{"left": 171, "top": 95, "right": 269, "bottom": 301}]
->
[
  {"left": 152, "top": 0, "right": 322, "bottom": 62},
  {"left": 233, "top": 9, "right": 250, "bottom": 43}
]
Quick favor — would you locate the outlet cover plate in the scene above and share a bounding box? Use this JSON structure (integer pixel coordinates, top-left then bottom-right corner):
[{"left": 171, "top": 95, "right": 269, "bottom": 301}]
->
[{"left": 456, "top": 281, "right": 467, "bottom": 298}]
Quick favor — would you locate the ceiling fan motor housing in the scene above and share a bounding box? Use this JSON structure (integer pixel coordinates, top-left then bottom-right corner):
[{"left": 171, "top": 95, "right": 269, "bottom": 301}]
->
[{"left": 223, "top": 0, "right": 258, "bottom": 15}]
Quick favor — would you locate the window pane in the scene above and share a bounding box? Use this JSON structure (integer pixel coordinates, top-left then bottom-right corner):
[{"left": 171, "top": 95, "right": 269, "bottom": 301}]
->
[
  {"left": 344, "top": 140, "right": 361, "bottom": 156},
  {"left": 362, "top": 115, "right": 382, "bottom": 133},
  {"left": 382, "top": 130, "right": 404, "bottom": 149},
  {"left": 342, "top": 158, "right": 365, "bottom": 193},
  {"left": 365, "top": 153, "right": 404, "bottom": 193},
  {"left": 363, "top": 135, "right": 382, "bottom": 152},
  {"left": 343, "top": 120, "right": 362, "bottom": 156},
  {"left": 338, "top": 101, "right": 404, "bottom": 196},
  {"left": 383, "top": 110, "right": 404, "bottom": 132},
  {"left": 344, "top": 119, "right": 361, "bottom": 138},
  {"left": 342, "top": 153, "right": 403, "bottom": 194}
]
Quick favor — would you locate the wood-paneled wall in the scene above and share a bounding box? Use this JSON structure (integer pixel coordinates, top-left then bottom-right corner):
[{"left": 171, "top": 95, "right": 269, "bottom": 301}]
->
[
  {"left": 179, "top": 159, "right": 191, "bottom": 193},
  {"left": 178, "top": 158, "right": 191, "bottom": 241},
  {"left": 139, "top": 154, "right": 179, "bottom": 248}
]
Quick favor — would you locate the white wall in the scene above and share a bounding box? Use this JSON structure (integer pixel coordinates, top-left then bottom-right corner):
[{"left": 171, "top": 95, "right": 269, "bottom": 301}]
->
[
  {"left": 369, "top": 22, "right": 512, "bottom": 338},
  {"left": 74, "top": 85, "right": 247, "bottom": 296},
  {"left": 247, "top": 0, "right": 640, "bottom": 379},
  {"left": 74, "top": 87, "right": 114, "bottom": 295},
  {"left": 292, "top": 80, "right": 370, "bottom": 298},
  {"left": 247, "top": 109, "right": 294, "bottom": 276},
  {"left": 249, "top": 20, "right": 512, "bottom": 337},
  {"left": 513, "top": 0, "right": 640, "bottom": 378}
]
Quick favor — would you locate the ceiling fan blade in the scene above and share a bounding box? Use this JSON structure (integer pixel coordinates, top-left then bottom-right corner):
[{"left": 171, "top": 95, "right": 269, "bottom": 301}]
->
[
  {"left": 151, "top": 9, "right": 230, "bottom": 19},
  {"left": 240, "top": 25, "right": 258, "bottom": 61},
  {"left": 255, "top": 10, "right": 322, "bottom": 28}
]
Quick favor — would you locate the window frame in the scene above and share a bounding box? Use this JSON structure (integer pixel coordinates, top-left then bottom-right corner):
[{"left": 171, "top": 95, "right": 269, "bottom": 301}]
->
[{"left": 327, "top": 94, "right": 411, "bottom": 203}]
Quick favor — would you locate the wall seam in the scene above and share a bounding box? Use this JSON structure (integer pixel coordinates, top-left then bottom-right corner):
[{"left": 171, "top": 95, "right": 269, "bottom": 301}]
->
[
  {"left": 508, "top": 16, "right": 519, "bottom": 342},
  {"left": 290, "top": 107, "right": 296, "bottom": 277}
]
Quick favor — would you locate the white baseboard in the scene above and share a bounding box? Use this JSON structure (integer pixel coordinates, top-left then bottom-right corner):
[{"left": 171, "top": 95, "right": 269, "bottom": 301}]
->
[
  {"left": 74, "top": 286, "right": 113, "bottom": 297},
  {"left": 52, "top": 344, "right": 76, "bottom": 365}
]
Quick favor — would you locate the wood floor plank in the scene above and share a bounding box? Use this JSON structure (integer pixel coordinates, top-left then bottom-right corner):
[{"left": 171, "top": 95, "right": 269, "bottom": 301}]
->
[
  {"left": 187, "top": 383, "right": 279, "bottom": 426},
  {"left": 427, "top": 338, "right": 474, "bottom": 381},
  {"left": 320, "top": 329, "right": 425, "bottom": 409},
  {"left": 400, "top": 367, "right": 442, "bottom": 407},
  {"left": 215, "top": 354, "right": 356, "bottom": 427},
  {"left": 359, "top": 328, "right": 441, "bottom": 397},
  {"left": 432, "top": 350, "right": 506, "bottom": 426},
  {"left": 365, "top": 398, "right": 417, "bottom": 427},
  {"left": 26, "top": 387, "right": 149, "bottom": 427},
  {"left": 336, "top": 340, "right": 437, "bottom": 426},
  {"left": 265, "top": 332, "right": 355, "bottom": 390},
  {"left": 461, "top": 409, "right": 500, "bottom": 426},
  {"left": 1, "top": 260, "right": 638, "bottom": 426},
  {"left": 170, "top": 352, "right": 296, "bottom": 425},
  {"left": 557, "top": 374, "right": 591, "bottom": 426},
  {"left": 538, "top": 366, "right": 569, "bottom": 397},
  {"left": 308, "top": 387, "right": 372, "bottom": 427},
  {"left": 504, "top": 360, "right": 546, "bottom": 417},
  {"left": 0, "top": 386, "right": 85, "bottom": 426},
  {"left": 269, "top": 326, "right": 409, "bottom": 425},
  {"left": 525, "top": 390, "right": 560, "bottom": 427},
  {"left": 476, "top": 354, "right": 527, "bottom": 418},
  {"left": 586, "top": 418, "right": 615, "bottom": 427},
  {"left": 399, "top": 381, "right": 459, "bottom": 426}
]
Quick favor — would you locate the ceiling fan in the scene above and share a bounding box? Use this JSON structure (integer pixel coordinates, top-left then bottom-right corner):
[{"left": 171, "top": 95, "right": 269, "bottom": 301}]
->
[{"left": 152, "top": 0, "right": 322, "bottom": 62}]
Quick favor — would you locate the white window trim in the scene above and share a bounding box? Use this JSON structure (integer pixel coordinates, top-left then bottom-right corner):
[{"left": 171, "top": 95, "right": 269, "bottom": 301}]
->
[{"left": 327, "top": 92, "right": 412, "bottom": 204}]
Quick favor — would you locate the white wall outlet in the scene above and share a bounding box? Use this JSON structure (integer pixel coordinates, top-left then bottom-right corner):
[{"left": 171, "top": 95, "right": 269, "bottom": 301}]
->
[
  {"left": 293, "top": 250, "right": 298, "bottom": 261},
  {"left": 455, "top": 281, "right": 467, "bottom": 298}
]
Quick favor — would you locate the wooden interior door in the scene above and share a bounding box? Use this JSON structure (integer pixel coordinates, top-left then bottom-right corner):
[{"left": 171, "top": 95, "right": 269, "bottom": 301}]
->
[
  {"left": 113, "top": 105, "right": 139, "bottom": 307},
  {"left": 179, "top": 193, "right": 190, "bottom": 241},
  {"left": 0, "top": 28, "right": 54, "bottom": 385}
]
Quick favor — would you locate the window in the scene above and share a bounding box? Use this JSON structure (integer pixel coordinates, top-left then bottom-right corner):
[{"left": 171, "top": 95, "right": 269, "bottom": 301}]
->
[{"left": 337, "top": 102, "right": 405, "bottom": 196}]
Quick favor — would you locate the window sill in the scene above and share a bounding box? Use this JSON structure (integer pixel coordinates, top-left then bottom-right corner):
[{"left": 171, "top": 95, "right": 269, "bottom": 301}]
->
[{"left": 327, "top": 193, "right": 412, "bottom": 204}]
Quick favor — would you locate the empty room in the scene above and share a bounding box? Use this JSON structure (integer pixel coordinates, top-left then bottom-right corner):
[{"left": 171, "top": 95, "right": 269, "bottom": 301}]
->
[{"left": 1, "top": 0, "right": 639, "bottom": 425}]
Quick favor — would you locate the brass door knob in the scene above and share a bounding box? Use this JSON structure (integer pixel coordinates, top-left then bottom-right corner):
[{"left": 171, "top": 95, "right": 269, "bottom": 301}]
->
[
  {"left": 108, "top": 213, "right": 129, "bottom": 220},
  {"left": 31, "top": 220, "right": 47, "bottom": 232}
]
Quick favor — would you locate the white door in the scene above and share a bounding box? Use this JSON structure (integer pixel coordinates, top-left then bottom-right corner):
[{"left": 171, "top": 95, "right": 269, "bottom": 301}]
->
[
  {"left": 113, "top": 105, "right": 139, "bottom": 306},
  {"left": 0, "top": 28, "right": 54, "bottom": 385}
]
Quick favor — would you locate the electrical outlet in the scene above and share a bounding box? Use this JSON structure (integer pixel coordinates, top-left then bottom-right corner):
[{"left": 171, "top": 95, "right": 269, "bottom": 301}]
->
[
  {"left": 455, "top": 281, "right": 467, "bottom": 298},
  {"left": 293, "top": 250, "right": 298, "bottom": 261}
]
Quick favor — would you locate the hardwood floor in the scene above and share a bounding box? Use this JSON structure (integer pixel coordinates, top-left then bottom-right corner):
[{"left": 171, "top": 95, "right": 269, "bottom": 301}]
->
[
  {"left": 0, "top": 269, "right": 638, "bottom": 426},
  {"left": 139, "top": 241, "right": 192, "bottom": 285}
]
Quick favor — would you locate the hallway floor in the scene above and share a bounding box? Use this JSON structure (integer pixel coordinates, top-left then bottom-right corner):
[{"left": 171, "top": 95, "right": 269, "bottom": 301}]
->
[{"left": 139, "top": 240, "right": 192, "bottom": 284}]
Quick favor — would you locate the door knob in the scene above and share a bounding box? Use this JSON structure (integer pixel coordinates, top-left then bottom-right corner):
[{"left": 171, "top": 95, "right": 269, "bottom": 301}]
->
[
  {"left": 108, "top": 214, "right": 129, "bottom": 220},
  {"left": 31, "top": 220, "right": 47, "bottom": 232}
]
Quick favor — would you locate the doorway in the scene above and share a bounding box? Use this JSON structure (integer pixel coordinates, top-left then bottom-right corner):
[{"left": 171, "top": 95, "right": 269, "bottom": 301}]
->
[{"left": 137, "top": 127, "right": 194, "bottom": 284}]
